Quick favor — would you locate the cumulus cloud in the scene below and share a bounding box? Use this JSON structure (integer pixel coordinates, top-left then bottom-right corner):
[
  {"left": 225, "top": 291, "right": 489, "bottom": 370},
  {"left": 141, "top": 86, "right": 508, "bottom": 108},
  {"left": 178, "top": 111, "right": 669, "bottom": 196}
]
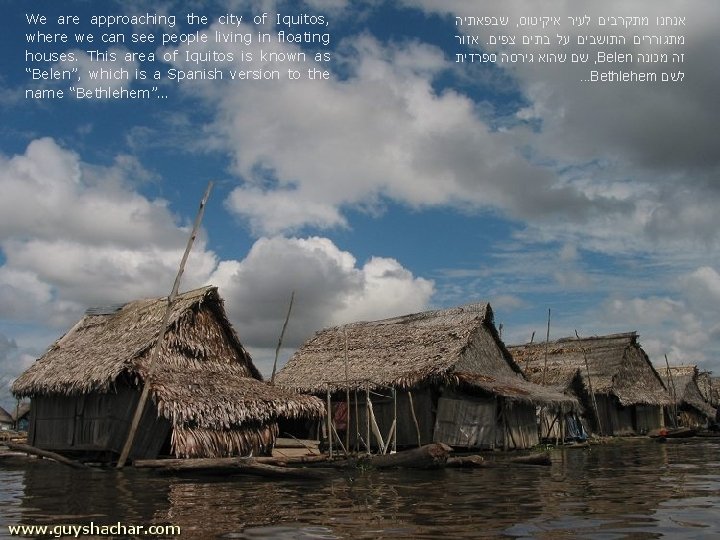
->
[
  {"left": 0, "top": 138, "right": 216, "bottom": 327},
  {"left": 161, "top": 23, "right": 617, "bottom": 236},
  {"left": 403, "top": 0, "right": 720, "bottom": 247},
  {"left": 0, "top": 139, "right": 433, "bottom": 379},
  {"left": 210, "top": 235, "right": 434, "bottom": 348},
  {"left": 56, "top": 47, "right": 141, "bottom": 95},
  {"left": 681, "top": 266, "right": 720, "bottom": 313}
]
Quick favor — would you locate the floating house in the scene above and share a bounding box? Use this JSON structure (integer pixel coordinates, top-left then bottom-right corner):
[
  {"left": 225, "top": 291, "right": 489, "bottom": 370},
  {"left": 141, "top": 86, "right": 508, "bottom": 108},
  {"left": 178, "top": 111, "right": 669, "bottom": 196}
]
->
[
  {"left": 711, "top": 376, "right": 720, "bottom": 409},
  {"left": 9, "top": 402, "right": 31, "bottom": 431},
  {"left": 276, "top": 304, "right": 577, "bottom": 451},
  {"left": 12, "top": 286, "right": 323, "bottom": 462},
  {"left": 0, "top": 406, "right": 12, "bottom": 430},
  {"left": 658, "top": 365, "right": 716, "bottom": 427},
  {"left": 696, "top": 371, "right": 718, "bottom": 409},
  {"left": 509, "top": 332, "right": 670, "bottom": 436}
]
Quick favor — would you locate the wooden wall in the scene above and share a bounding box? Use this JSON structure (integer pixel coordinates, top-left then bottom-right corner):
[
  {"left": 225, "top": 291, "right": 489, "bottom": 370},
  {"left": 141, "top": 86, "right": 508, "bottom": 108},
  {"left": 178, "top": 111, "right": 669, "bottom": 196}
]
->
[{"left": 28, "top": 386, "right": 170, "bottom": 460}]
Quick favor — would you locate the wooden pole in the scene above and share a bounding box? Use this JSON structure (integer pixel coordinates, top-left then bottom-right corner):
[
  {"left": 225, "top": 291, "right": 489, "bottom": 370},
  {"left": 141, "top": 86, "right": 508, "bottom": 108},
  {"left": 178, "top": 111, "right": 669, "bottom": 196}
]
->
[
  {"left": 382, "top": 420, "right": 396, "bottom": 455},
  {"left": 408, "top": 390, "right": 422, "bottom": 448},
  {"left": 542, "top": 308, "right": 551, "bottom": 385},
  {"left": 525, "top": 331, "right": 535, "bottom": 374},
  {"left": 367, "top": 397, "right": 385, "bottom": 452},
  {"left": 344, "top": 328, "right": 350, "bottom": 454},
  {"left": 366, "top": 384, "right": 371, "bottom": 454},
  {"left": 665, "top": 354, "right": 678, "bottom": 428},
  {"left": 354, "top": 390, "right": 360, "bottom": 453},
  {"left": 117, "top": 181, "right": 213, "bottom": 469},
  {"left": 326, "top": 389, "right": 333, "bottom": 458},
  {"left": 392, "top": 387, "right": 397, "bottom": 453},
  {"left": 270, "top": 291, "right": 295, "bottom": 384},
  {"left": 576, "top": 330, "right": 602, "bottom": 436},
  {"left": 5, "top": 442, "right": 89, "bottom": 469}
]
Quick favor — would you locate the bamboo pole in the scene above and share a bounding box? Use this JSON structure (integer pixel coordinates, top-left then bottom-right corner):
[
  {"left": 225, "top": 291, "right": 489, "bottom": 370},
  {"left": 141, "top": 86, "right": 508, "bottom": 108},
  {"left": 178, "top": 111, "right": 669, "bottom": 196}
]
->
[
  {"left": 366, "top": 384, "right": 371, "bottom": 454},
  {"left": 326, "top": 389, "right": 333, "bottom": 458},
  {"left": 270, "top": 291, "right": 295, "bottom": 384},
  {"left": 576, "top": 330, "right": 603, "bottom": 436},
  {"left": 525, "top": 331, "right": 535, "bottom": 374},
  {"left": 367, "top": 397, "right": 385, "bottom": 452},
  {"left": 117, "top": 181, "right": 213, "bottom": 469},
  {"left": 665, "top": 354, "right": 678, "bottom": 428},
  {"left": 329, "top": 421, "right": 347, "bottom": 455},
  {"left": 407, "top": 390, "right": 422, "bottom": 447},
  {"left": 344, "top": 328, "right": 350, "bottom": 454},
  {"left": 392, "top": 387, "right": 397, "bottom": 453},
  {"left": 354, "top": 390, "right": 360, "bottom": 453},
  {"left": 382, "top": 420, "right": 396, "bottom": 455},
  {"left": 542, "top": 309, "right": 551, "bottom": 385}
]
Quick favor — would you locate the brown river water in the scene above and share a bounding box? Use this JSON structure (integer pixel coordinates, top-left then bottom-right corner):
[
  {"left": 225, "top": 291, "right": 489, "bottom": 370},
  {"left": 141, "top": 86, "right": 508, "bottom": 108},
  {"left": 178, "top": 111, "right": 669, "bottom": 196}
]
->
[{"left": 1, "top": 438, "right": 719, "bottom": 539}]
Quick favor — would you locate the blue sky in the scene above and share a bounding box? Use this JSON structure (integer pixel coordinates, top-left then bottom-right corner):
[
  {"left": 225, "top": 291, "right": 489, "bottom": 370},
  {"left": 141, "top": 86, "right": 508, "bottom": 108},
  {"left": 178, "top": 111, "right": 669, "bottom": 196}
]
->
[{"left": 1, "top": 0, "right": 719, "bottom": 408}]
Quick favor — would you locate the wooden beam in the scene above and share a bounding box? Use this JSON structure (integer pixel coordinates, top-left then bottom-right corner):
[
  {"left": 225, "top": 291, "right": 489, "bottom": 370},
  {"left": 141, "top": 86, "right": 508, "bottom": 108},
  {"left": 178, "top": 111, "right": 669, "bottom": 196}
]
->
[
  {"left": 117, "top": 182, "right": 213, "bottom": 469},
  {"left": 270, "top": 291, "right": 295, "bottom": 384}
]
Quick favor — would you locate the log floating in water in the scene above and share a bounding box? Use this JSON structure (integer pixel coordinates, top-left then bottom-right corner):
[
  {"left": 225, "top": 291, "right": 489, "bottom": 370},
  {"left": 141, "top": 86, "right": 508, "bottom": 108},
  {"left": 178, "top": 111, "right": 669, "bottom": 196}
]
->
[
  {"left": 329, "top": 443, "right": 453, "bottom": 470},
  {"left": 134, "top": 456, "right": 330, "bottom": 479},
  {"left": 507, "top": 452, "right": 552, "bottom": 466},
  {"left": 134, "top": 445, "right": 547, "bottom": 475},
  {"left": 446, "top": 455, "right": 486, "bottom": 468},
  {"left": 447, "top": 452, "right": 551, "bottom": 468},
  {"left": 134, "top": 455, "right": 328, "bottom": 469},
  {"left": 4, "top": 442, "right": 89, "bottom": 469}
]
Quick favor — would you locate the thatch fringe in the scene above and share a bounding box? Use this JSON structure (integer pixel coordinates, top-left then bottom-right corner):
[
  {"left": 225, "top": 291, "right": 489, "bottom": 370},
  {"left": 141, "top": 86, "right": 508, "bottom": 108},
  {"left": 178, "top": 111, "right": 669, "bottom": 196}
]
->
[{"left": 171, "top": 424, "right": 279, "bottom": 459}]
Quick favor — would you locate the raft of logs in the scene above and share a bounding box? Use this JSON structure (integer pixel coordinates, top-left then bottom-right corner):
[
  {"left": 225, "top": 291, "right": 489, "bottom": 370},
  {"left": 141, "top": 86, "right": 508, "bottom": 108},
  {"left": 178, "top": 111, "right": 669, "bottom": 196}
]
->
[
  {"left": 133, "top": 443, "right": 553, "bottom": 478},
  {"left": 2, "top": 440, "right": 553, "bottom": 478}
]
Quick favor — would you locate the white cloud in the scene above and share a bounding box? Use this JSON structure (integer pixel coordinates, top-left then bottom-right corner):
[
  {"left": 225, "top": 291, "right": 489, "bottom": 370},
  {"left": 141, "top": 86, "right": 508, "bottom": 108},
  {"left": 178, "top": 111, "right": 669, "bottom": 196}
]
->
[
  {"left": 0, "top": 138, "right": 217, "bottom": 327},
  {"left": 161, "top": 25, "right": 610, "bottom": 236},
  {"left": 402, "top": 0, "right": 720, "bottom": 249},
  {"left": 56, "top": 47, "right": 140, "bottom": 95},
  {"left": 211, "top": 235, "right": 433, "bottom": 348},
  {"left": 682, "top": 266, "right": 720, "bottom": 312},
  {"left": 0, "top": 140, "right": 433, "bottom": 382},
  {"left": 0, "top": 334, "right": 36, "bottom": 410}
]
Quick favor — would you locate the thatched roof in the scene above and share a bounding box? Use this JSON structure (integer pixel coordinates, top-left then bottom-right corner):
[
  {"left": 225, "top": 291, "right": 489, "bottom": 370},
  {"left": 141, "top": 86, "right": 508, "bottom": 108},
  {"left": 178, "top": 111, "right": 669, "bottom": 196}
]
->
[
  {"left": 711, "top": 377, "right": 720, "bottom": 408},
  {"left": 509, "top": 332, "right": 671, "bottom": 407},
  {"left": 10, "top": 402, "right": 30, "bottom": 422},
  {"left": 696, "top": 371, "right": 714, "bottom": 404},
  {"left": 276, "top": 303, "right": 577, "bottom": 409},
  {"left": 0, "top": 406, "right": 12, "bottom": 425},
  {"left": 12, "top": 286, "right": 324, "bottom": 446},
  {"left": 657, "top": 365, "right": 716, "bottom": 419}
]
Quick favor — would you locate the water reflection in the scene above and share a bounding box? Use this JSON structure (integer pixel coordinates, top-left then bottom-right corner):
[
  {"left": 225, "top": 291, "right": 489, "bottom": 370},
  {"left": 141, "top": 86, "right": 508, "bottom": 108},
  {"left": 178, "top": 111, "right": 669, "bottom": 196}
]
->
[{"left": 1, "top": 439, "right": 719, "bottom": 539}]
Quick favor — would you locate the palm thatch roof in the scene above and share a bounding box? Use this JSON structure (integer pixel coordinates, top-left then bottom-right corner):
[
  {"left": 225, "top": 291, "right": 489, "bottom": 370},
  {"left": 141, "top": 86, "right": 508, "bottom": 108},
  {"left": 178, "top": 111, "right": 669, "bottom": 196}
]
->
[
  {"left": 12, "top": 286, "right": 324, "bottom": 456},
  {"left": 657, "top": 365, "right": 716, "bottom": 419},
  {"left": 276, "top": 303, "right": 577, "bottom": 409},
  {"left": 0, "top": 406, "right": 12, "bottom": 425},
  {"left": 696, "top": 371, "right": 715, "bottom": 404},
  {"left": 10, "top": 402, "right": 30, "bottom": 422},
  {"left": 509, "top": 332, "right": 671, "bottom": 407},
  {"left": 711, "top": 377, "right": 720, "bottom": 408}
]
